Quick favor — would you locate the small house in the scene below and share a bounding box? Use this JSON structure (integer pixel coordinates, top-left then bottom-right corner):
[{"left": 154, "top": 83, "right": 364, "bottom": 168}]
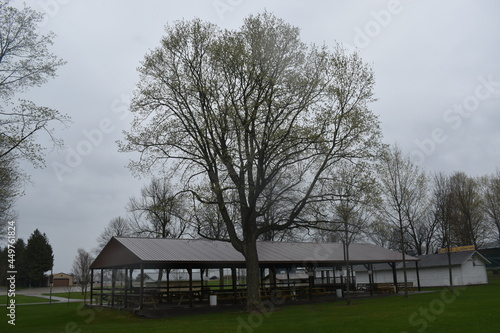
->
[
  {"left": 355, "top": 251, "right": 489, "bottom": 287},
  {"left": 50, "top": 272, "right": 75, "bottom": 287}
]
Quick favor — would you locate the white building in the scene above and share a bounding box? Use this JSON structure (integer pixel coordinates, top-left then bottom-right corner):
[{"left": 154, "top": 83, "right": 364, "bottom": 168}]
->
[{"left": 355, "top": 251, "right": 490, "bottom": 287}]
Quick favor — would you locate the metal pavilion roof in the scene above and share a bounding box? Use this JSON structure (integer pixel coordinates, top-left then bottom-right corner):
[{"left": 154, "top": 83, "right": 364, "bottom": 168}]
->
[{"left": 90, "top": 237, "right": 419, "bottom": 269}]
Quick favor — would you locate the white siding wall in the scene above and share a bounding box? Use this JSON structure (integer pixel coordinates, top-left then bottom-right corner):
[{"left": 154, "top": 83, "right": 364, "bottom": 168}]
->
[
  {"left": 460, "top": 256, "right": 488, "bottom": 285},
  {"left": 356, "top": 254, "right": 488, "bottom": 287}
]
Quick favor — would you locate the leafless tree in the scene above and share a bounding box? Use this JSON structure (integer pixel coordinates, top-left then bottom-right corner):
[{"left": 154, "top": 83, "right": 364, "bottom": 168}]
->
[
  {"left": 71, "top": 248, "right": 94, "bottom": 303},
  {"left": 315, "top": 162, "right": 379, "bottom": 304},
  {"left": 127, "top": 177, "right": 191, "bottom": 287},
  {"left": 127, "top": 177, "right": 190, "bottom": 239},
  {"left": 432, "top": 172, "right": 456, "bottom": 291},
  {"left": 377, "top": 145, "right": 427, "bottom": 297},
  {"left": 401, "top": 167, "right": 436, "bottom": 255},
  {"left": 95, "top": 216, "right": 133, "bottom": 252},
  {"left": 366, "top": 220, "right": 394, "bottom": 248},
  {"left": 481, "top": 170, "right": 500, "bottom": 240},
  {"left": 120, "top": 13, "right": 381, "bottom": 311},
  {"left": 448, "top": 172, "right": 489, "bottom": 248}
]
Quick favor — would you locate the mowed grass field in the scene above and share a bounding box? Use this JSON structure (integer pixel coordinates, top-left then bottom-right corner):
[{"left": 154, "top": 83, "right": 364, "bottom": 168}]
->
[{"left": 1, "top": 274, "right": 499, "bottom": 333}]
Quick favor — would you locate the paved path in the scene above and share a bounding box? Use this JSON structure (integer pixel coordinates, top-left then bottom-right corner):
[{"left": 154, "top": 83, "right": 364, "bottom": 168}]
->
[{"left": 0, "top": 287, "right": 84, "bottom": 306}]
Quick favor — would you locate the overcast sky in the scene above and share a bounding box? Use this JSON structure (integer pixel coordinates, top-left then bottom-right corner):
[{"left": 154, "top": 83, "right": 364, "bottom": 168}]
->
[{"left": 10, "top": 0, "right": 500, "bottom": 273}]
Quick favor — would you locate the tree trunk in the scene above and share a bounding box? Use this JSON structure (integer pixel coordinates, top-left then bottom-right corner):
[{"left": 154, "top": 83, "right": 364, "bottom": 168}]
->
[
  {"left": 343, "top": 226, "right": 351, "bottom": 305},
  {"left": 344, "top": 244, "right": 351, "bottom": 305},
  {"left": 244, "top": 240, "right": 262, "bottom": 312},
  {"left": 399, "top": 220, "right": 409, "bottom": 298}
]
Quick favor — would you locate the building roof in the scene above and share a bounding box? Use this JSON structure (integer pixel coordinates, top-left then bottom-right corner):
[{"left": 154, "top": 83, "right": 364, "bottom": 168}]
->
[
  {"left": 90, "top": 237, "right": 419, "bottom": 269},
  {"left": 355, "top": 251, "right": 490, "bottom": 272}
]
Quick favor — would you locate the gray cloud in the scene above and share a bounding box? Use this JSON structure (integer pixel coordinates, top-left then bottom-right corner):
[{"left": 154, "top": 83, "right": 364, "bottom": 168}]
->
[{"left": 9, "top": 0, "right": 500, "bottom": 272}]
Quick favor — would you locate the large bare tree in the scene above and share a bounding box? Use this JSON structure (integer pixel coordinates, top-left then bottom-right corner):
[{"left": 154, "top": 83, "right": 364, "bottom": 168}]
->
[
  {"left": 0, "top": 0, "right": 68, "bottom": 166},
  {"left": 121, "top": 13, "right": 381, "bottom": 311},
  {"left": 376, "top": 145, "right": 427, "bottom": 297},
  {"left": 315, "top": 162, "right": 379, "bottom": 304},
  {"left": 95, "top": 216, "right": 133, "bottom": 252},
  {"left": 432, "top": 172, "right": 456, "bottom": 290},
  {"left": 71, "top": 248, "right": 94, "bottom": 303},
  {"left": 447, "top": 172, "right": 489, "bottom": 248},
  {"left": 127, "top": 177, "right": 190, "bottom": 239}
]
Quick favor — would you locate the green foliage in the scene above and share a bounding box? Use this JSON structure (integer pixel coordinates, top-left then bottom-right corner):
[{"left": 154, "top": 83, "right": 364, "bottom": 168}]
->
[
  {"left": 0, "top": 0, "right": 68, "bottom": 168},
  {"left": 0, "top": 230, "right": 53, "bottom": 287},
  {"left": 122, "top": 12, "right": 382, "bottom": 311}
]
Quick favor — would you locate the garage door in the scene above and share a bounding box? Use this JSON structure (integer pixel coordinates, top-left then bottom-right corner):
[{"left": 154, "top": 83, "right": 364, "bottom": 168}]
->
[{"left": 53, "top": 278, "right": 70, "bottom": 287}]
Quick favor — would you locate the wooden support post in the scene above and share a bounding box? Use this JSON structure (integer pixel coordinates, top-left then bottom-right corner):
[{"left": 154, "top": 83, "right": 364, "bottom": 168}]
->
[
  {"left": 166, "top": 268, "right": 170, "bottom": 298},
  {"left": 167, "top": 268, "right": 171, "bottom": 302},
  {"left": 271, "top": 266, "right": 277, "bottom": 291},
  {"left": 351, "top": 265, "right": 355, "bottom": 290},
  {"left": 219, "top": 268, "right": 224, "bottom": 290},
  {"left": 416, "top": 261, "right": 421, "bottom": 292},
  {"left": 124, "top": 267, "right": 128, "bottom": 308},
  {"left": 90, "top": 269, "right": 94, "bottom": 305},
  {"left": 390, "top": 262, "right": 398, "bottom": 293},
  {"left": 111, "top": 268, "right": 116, "bottom": 307},
  {"left": 308, "top": 265, "right": 314, "bottom": 300},
  {"left": 200, "top": 268, "right": 205, "bottom": 302},
  {"left": 100, "top": 269, "right": 104, "bottom": 306},
  {"left": 139, "top": 264, "right": 144, "bottom": 309},
  {"left": 188, "top": 268, "right": 193, "bottom": 308},
  {"left": 231, "top": 267, "right": 237, "bottom": 304},
  {"left": 369, "top": 264, "right": 374, "bottom": 296}
]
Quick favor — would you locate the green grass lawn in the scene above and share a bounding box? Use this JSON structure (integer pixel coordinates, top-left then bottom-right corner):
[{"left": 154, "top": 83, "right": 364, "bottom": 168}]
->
[{"left": 2, "top": 274, "right": 499, "bottom": 333}]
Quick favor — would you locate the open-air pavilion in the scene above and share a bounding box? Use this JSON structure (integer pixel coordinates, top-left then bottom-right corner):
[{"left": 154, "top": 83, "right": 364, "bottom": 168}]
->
[{"left": 90, "top": 237, "right": 421, "bottom": 309}]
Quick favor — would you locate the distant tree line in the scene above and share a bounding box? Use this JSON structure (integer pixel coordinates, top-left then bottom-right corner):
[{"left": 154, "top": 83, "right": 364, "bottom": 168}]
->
[
  {"left": 95, "top": 145, "right": 500, "bottom": 257},
  {"left": 0, "top": 229, "right": 54, "bottom": 287},
  {"left": 315, "top": 145, "right": 500, "bottom": 256}
]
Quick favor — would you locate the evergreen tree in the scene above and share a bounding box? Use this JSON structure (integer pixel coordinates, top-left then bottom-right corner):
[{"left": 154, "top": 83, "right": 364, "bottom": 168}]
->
[
  {"left": 14, "top": 238, "right": 28, "bottom": 287},
  {"left": 0, "top": 246, "right": 6, "bottom": 286},
  {"left": 26, "top": 229, "right": 53, "bottom": 287}
]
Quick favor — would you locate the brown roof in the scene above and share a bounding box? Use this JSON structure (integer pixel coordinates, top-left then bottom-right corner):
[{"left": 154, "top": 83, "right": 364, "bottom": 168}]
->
[{"left": 90, "top": 237, "right": 419, "bottom": 269}]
